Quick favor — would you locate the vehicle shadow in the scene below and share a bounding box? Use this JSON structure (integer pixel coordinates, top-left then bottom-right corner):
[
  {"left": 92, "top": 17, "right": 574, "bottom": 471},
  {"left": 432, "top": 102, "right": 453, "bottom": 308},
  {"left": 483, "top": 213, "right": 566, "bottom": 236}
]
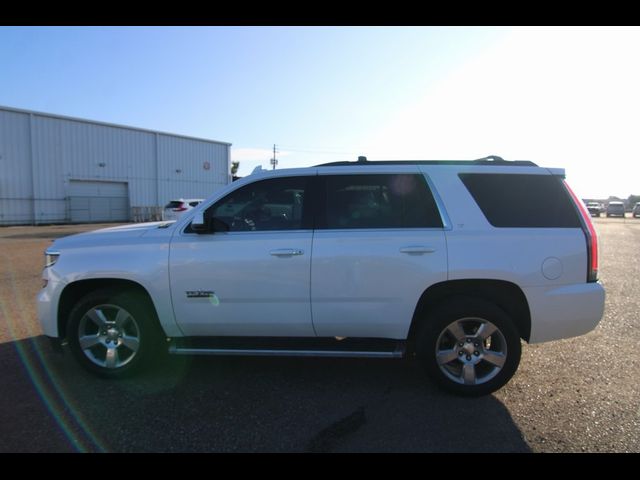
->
[{"left": 0, "top": 336, "right": 531, "bottom": 452}]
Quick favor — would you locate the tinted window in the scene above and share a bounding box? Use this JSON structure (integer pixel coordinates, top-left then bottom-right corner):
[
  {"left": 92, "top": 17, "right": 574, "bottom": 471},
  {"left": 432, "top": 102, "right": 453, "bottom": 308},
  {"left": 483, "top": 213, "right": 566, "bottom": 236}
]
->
[
  {"left": 210, "top": 176, "right": 310, "bottom": 232},
  {"left": 459, "top": 173, "right": 581, "bottom": 228},
  {"left": 165, "top": 201, "right": 183, "bottom": 209},
  {"left": 320, "top": 174, "right": 443, "bottom": 229}
]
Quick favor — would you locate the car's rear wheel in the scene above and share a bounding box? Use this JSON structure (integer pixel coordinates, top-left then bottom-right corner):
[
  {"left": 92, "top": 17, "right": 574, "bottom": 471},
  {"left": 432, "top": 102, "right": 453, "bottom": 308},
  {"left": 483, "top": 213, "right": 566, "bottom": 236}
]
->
[
  {"left": 416, "top": 297, "right": 521, "bottom": 397},
  {"left": 67, "top": 288, "right": 164, "bottom": 378}
]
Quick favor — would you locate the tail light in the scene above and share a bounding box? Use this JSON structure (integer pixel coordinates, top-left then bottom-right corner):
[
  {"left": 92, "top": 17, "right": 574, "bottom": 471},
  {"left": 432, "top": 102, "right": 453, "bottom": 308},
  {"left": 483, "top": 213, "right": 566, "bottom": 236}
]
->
[{"left": 564, "top": 181, "right": 598, "bottom": 282}]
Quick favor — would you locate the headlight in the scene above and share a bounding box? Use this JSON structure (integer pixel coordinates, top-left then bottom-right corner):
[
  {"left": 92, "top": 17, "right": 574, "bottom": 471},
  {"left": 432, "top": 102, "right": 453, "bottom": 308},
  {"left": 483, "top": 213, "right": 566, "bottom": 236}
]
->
[{"left": 45, "top": 250, "right": 60, "bottom": 268}]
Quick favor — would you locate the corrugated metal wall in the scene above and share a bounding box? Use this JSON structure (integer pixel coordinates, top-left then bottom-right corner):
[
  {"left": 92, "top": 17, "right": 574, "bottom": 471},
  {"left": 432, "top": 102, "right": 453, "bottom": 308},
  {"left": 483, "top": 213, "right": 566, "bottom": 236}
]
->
[
  {"left": 0, "top": 109, "right": 32, "bottom": 224},
  {"left": 0, "top": 106, "right": 230, "bottom": 225},
  {"left": 158, "top": 135, "right": 230, "bottom": 203}
]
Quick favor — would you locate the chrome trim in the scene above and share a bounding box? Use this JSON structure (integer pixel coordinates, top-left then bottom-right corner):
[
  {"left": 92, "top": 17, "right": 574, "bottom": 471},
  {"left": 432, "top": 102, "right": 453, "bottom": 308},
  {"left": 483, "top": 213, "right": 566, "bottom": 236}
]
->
[
  {"left": 423, "top": 173, "right": 452, "bottom": 230},
  {"left": 269, "top": 249, "right": 304, "bottom": 256},
  {"left": 168, "top": 347, "right": 405, "bottom": 359},
  {"left": 180, "top": 228, "right": 314, "bottom": 237},
  {"left": 186, "top": 290, "right": 216, "bottom": 298}
]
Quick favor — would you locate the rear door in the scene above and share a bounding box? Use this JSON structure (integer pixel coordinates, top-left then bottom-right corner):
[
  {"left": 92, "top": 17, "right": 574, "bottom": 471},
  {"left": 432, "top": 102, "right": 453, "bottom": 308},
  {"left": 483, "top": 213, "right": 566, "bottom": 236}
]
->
[{"left": 310, "top": 168, "right": 448, "bottom": 339}]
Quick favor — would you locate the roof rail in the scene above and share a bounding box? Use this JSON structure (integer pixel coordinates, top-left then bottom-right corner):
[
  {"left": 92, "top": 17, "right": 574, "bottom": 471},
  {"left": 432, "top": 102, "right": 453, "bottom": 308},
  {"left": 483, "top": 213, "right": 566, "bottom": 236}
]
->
[{"left": 315, "top": 155, "right": 537, "bottom": 167}]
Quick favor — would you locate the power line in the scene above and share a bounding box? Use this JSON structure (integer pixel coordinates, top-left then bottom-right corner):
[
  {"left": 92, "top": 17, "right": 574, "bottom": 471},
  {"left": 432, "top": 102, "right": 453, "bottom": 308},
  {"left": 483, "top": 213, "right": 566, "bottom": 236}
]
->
[
  {"left": 278, "top": 145, "right": 441, "bottom": 158},
  {"left": 278, "top": 145, "right": 360, "bottom": 155}
]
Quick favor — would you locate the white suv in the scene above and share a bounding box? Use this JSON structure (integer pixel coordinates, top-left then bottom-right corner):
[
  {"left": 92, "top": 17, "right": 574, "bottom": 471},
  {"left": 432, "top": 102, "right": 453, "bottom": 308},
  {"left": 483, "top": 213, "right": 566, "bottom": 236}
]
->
[{"left": 37, "top": 157, "right": 605, "bottom": 396}]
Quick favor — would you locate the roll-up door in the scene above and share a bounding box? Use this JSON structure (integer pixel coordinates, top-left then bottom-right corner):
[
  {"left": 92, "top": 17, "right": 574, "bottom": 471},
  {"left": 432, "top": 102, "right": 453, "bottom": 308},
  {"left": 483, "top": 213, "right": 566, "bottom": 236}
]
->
[{"left": 69, "top": 180, "right": 129, "bottom": 222}]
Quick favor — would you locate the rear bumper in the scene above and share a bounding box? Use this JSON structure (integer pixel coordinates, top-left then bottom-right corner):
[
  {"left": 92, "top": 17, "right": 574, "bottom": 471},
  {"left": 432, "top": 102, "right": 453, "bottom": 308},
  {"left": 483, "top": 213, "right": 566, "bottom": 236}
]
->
[{"left": 524, "top": 282, "right": 605, "bottom": 343}]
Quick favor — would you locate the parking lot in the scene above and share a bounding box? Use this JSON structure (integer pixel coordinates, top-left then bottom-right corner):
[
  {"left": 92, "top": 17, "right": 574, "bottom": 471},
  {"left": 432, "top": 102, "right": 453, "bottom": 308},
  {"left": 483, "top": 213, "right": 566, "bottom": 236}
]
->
[{"left": 0, "top": 216, "right": 639, "bottom": 452}]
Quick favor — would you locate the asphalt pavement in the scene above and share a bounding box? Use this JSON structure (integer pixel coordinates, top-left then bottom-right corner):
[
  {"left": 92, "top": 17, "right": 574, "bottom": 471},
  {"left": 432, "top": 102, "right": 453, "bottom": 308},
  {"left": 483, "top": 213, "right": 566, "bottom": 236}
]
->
[{"left": 0, "top": 217, "right": 638, "bottom": 452}]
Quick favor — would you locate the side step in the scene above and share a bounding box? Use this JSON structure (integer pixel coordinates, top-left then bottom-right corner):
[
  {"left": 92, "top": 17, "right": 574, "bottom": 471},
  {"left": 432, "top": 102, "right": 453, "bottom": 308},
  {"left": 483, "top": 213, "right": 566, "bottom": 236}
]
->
[{"left": 168, "top": 337, "right": 406, "bottom": 359}]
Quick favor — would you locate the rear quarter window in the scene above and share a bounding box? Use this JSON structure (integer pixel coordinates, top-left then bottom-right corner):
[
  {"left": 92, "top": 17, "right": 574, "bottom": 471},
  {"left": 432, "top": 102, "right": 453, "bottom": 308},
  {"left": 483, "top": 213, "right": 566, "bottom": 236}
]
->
[{"left": 459, "top": 173, "right": 581, "bottom": 228}]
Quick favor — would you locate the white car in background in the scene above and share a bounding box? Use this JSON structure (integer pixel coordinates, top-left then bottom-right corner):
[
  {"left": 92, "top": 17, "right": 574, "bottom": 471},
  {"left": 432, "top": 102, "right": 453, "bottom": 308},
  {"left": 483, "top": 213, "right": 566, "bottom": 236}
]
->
[{"left": 163, "top": 199, "right": 204, "bottom": 221}]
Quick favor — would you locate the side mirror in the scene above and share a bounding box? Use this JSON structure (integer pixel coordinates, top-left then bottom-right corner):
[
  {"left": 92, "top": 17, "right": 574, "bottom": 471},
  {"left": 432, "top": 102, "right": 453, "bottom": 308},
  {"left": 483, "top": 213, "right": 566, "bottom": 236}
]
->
[{"left": 190, "top": 211, "right": 210, "bottom": 234}]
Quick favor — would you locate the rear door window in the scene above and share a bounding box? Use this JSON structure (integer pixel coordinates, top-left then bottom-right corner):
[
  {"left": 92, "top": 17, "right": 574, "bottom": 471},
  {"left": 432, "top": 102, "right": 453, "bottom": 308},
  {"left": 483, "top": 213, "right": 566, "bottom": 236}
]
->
[{"left": 319, "top": 174, "right": 443, "bottom": 229}]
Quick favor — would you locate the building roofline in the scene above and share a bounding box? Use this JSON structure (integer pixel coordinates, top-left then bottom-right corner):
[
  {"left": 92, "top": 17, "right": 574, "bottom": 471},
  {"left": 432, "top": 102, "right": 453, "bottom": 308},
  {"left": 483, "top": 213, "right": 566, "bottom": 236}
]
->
[{"left": 0, "top": 104, "right": 232, "bottom": 147}]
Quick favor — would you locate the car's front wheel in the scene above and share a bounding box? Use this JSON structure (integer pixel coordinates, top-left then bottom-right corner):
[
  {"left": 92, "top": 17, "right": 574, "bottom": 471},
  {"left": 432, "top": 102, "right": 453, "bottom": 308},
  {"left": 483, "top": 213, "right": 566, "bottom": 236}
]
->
[
  {"left": 67, "top": 288, "right": 164, "bottom": 378},
  {"left": 416, "top": 297, "right": 522, "bottom": 396}
]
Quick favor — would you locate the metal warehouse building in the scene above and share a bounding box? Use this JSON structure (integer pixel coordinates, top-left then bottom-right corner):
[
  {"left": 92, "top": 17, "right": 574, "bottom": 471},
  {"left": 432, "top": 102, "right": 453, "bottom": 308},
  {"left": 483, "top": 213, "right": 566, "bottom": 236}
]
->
[{"left": 0, "top": 105, "right": 231, "bottom": 225}]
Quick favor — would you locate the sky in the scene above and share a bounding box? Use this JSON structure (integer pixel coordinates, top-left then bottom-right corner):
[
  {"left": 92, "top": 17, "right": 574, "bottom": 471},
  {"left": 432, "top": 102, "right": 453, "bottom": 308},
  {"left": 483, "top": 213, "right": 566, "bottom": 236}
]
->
[{"left": 1, "top": 26, "right": 639, "bottom": 199}]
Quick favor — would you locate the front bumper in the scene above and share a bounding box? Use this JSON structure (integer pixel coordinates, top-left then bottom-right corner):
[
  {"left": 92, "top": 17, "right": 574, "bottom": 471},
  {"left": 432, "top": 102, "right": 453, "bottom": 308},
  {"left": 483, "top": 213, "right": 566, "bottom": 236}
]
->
[{"left": 36, "top": 267, "right": 66, "bottom": 338}]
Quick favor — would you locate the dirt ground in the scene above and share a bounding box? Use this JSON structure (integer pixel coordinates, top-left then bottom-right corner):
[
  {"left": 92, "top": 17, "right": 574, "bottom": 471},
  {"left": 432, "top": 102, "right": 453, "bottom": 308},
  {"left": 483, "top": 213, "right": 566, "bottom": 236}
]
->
[{"left": 0, "top": 224, "right": 123, "bottom": 343}]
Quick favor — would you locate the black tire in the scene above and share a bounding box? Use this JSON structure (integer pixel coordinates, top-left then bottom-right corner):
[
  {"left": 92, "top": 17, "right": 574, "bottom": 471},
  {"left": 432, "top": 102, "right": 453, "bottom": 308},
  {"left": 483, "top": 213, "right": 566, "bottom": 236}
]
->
[
  {"left": 67, "top": 288, "right": 165, "bottom": 378},
  {"left": 415, "top": 296, "right": 522, "bottom": 397}
]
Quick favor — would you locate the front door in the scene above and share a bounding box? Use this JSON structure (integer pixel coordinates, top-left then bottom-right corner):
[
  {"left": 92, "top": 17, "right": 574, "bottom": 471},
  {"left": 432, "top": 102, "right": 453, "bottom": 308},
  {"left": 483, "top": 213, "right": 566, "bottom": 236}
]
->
[{"left": 169, "top": 174, "right": 316, "bottom": 337}]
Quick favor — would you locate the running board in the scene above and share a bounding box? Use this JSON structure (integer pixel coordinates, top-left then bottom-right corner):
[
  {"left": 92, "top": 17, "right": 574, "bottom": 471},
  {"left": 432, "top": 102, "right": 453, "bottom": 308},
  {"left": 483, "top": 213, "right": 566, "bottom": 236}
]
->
[{"left": 168, "top": 337, "right": 406, "bottom": 359}]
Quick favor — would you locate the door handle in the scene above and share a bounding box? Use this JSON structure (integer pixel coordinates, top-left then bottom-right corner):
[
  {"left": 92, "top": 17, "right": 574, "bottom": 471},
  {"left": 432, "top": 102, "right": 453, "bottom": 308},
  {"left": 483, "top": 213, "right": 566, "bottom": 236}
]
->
[
  {"left": 270, "top": 249, "right": 304, "bottom": 257},
  {"left": 399, "top": 246, "right": 436, "bottom": 254}
]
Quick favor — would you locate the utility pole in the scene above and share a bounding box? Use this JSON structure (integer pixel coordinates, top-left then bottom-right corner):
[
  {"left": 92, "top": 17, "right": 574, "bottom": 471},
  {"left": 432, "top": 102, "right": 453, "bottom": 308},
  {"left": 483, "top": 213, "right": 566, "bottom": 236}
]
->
[{"left": 270, "top": 144, "right": 278, "bottom": 170}]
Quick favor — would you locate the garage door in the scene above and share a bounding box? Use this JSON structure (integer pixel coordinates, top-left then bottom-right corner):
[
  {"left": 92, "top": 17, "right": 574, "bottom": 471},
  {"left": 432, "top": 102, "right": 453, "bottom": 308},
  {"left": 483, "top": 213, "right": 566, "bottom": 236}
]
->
[{"left": 69, "top": 180, "right": 129, "bottom": 223}]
